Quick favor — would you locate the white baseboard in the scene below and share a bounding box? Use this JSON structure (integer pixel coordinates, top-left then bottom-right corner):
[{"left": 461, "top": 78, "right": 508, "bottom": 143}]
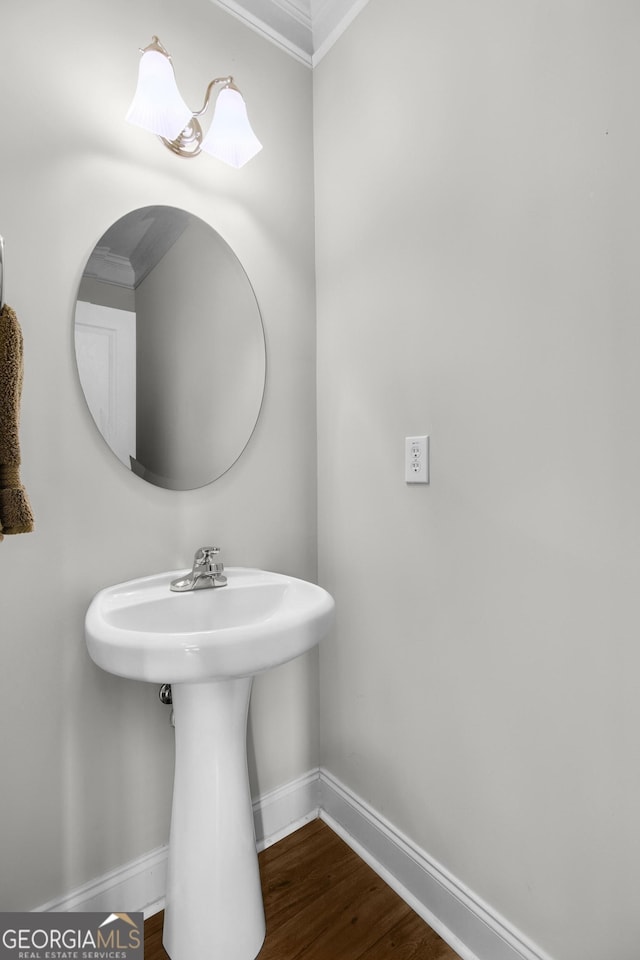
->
[
  {"left": 319, "top": 768, "right": 555, "bottom": 960},
  {"left": 34, "top": 843, "right": 170, "bottom": 919},
  {"left": 34, "top": 765, "right": 554, "bottom": 960},
  {"left": 34, "top": 769, "right": 320, "bottom": 917},
  {"left": 254, "top": 767, "right": 320, "bottom": 851}
]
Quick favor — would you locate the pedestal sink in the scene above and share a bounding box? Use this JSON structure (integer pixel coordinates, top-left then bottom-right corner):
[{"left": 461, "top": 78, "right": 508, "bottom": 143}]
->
[{"left": 85, "top": 566, "right": 334, "bottom": 960}]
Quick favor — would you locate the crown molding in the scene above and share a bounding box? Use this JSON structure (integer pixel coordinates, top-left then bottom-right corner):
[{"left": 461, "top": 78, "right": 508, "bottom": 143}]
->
[
  {"left": 83, "top": 248, "right": 135, "bottom": 289},
  {"left": 209, "top": 0, "right": 371, "bottom": 67},
  {"left": 311, "top": 0, "right": 372, "bottom": 64},
  {"left": 210, "top": 0, "right": 314, "bottom": 66}
]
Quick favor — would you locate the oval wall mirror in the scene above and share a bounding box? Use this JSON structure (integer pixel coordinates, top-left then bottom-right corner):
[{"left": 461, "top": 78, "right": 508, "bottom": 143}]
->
[{"left": 74, "top": 205, "right": 266, "bottom": 490}]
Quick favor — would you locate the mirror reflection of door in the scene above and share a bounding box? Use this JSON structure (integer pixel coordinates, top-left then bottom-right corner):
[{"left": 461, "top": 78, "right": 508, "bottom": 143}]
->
[
  {"left": 74, "top": 301, "right": 136, "bottom": 469},
  {"left": 74, "top": 206, "right": 266, "bottom": 490}
]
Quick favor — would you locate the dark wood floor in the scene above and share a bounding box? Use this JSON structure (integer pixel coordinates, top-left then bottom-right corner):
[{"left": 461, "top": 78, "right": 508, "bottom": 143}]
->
[{"left": 144, "top": 818, "right": 461, "bottom": 959}]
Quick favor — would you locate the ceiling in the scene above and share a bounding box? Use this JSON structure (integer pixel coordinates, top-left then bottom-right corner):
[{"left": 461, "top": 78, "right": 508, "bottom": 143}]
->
[{"left": 210, "top": 0, "right": 370, "bottom": 65}]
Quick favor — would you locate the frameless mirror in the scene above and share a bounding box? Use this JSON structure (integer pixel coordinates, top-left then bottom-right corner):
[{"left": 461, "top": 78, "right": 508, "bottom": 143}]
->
[{"left": 74, "top": 206, "right": 266, "bottom": 490}]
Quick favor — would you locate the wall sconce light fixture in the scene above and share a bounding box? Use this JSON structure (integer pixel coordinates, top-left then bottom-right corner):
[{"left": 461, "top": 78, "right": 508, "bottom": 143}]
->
[{"left": 125, "top": 36, "right": 262, "bottom": 169}]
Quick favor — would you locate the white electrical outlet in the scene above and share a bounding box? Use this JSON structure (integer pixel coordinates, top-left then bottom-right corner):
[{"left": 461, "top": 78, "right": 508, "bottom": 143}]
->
[{"left": 405, "top": 435, "right": 429, "bottom": 484}]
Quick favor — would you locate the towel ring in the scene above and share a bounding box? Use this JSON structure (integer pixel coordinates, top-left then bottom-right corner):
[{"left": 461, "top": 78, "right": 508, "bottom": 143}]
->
[{"left": 0, "top": 234, "right": 4, "bottom": 311}]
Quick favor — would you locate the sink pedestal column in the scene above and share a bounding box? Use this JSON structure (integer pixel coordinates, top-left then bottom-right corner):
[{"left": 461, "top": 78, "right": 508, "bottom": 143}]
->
[{"left": 163, "top": 678, "right": 265, "bottom": 960}]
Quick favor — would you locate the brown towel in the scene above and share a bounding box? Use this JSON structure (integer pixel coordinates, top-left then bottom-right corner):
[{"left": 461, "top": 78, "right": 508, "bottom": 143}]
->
[{"left": 0, "top": 303, "right": 34, "bottom": 540}]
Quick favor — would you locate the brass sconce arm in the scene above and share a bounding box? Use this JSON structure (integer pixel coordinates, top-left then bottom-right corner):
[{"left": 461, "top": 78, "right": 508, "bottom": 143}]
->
[
  {"left": 126, "top": 36, "right": 262, "bottom": 167},
  {"left": 193, "top": 77, "right": 238, "bottom": 118}
]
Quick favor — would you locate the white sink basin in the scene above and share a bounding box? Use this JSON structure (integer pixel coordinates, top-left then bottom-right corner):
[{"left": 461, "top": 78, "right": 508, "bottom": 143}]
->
[
  {"left": 86, "top": 566, "right": 334, "bottom": 683},
  {"left": 85, "top": 565, "right": 334, "bottom": 960}
]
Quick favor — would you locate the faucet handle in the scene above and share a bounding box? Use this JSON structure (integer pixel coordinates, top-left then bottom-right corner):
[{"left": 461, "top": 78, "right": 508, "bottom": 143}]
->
[
  {"left": 194, "top": 546, "right": 220, "bottom": 565},
  {"left": 170, "top": 546, "right": 226, "bottom": 592},
  {"left": 193, "top": 547, "right": 226, "bottom": 584}
]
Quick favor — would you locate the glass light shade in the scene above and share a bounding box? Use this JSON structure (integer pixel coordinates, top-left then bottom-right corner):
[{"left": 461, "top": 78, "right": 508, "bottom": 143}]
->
[
  {"left": 125, "top": 50, "right": 193, "bottom": 141},
  {"left": 201, "top": 87, "right": 262, "bottom": 169}
]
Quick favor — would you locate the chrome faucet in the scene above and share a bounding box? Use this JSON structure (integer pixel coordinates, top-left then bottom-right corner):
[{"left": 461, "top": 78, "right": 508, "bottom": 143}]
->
[{"left": 170, "top": 547, "right": 228, "bottom": 592}]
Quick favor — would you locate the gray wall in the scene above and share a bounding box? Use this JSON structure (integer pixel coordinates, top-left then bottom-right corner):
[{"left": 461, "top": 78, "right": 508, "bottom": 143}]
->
[
  {"left": 0, "top": 0, "right": 317, "bottom": 910},
  {"left": 315, "top": 3, "right": 640, "bottom": 960},
  {"left": 135, "top": 218, "right": 265, "bottom": 487}
]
